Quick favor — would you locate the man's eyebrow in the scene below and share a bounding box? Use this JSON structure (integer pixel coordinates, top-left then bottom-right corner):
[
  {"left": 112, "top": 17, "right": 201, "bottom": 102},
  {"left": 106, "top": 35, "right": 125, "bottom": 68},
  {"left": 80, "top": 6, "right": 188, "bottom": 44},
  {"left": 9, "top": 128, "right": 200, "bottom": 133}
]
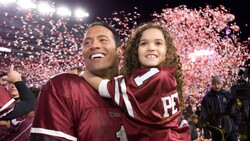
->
[
  {"left": 83, "top": 35, "right": 108, "bottom": 41},
  {"left": 97, "top": 35, "right": 108, "bottom": 39}
]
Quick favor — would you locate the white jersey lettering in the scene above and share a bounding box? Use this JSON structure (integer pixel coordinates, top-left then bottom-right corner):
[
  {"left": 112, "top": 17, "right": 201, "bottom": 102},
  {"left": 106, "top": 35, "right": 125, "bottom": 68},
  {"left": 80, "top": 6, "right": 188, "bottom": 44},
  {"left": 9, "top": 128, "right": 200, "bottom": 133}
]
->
[{"left": 161, "top": 92, "right": 178, "bottom": 117}]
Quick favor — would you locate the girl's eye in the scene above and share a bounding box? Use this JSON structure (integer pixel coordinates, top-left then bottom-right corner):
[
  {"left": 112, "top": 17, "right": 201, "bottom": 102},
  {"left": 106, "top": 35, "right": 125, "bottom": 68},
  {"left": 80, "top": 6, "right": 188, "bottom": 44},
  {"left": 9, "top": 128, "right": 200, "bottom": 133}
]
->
[
  {"left": 139, "top": 42, "right": 147, "bottom": 46},
  {"left": 156, "top": 42, "right": 163, "bottom": 46}
]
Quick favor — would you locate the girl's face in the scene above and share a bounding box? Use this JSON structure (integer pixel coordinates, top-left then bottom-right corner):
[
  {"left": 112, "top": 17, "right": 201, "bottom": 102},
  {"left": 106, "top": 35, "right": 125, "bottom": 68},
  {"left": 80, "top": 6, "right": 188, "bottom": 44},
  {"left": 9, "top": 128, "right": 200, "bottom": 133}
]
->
[{"left": 138, "top": 28, "right": 167, "bottom": 68}]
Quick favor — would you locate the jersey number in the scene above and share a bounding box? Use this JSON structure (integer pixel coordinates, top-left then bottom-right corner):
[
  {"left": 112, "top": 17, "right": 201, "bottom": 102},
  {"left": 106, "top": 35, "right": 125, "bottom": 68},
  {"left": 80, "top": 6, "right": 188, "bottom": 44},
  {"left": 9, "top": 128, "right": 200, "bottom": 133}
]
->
[
  {"left": 116, "top": 125, "right": 128, "bottom": 141},
  {"left": 134, "top": 68, "right": 159, "bottom": 86}
]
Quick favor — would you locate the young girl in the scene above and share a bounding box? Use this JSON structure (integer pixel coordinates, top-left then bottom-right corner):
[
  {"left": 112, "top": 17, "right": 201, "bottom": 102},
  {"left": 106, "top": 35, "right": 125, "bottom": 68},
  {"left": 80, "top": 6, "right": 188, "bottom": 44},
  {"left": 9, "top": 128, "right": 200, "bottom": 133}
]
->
[{"left": 82, "top": 23, "right": 189, "bottom": 139}]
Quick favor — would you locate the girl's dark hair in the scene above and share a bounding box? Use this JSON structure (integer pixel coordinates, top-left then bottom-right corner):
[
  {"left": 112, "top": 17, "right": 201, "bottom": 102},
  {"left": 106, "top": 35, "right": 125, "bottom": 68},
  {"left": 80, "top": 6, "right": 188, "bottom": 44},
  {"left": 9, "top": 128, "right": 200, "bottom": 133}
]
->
[{"left": 121, "top": 22, "right": 185, "bottom": 108}]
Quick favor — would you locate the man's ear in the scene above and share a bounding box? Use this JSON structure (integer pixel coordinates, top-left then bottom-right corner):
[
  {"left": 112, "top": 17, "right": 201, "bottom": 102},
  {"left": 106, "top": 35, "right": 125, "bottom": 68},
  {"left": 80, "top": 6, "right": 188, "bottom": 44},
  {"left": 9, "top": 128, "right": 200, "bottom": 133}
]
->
[{"left": 117, "top": 46, "right": 125, "bottom": 59}]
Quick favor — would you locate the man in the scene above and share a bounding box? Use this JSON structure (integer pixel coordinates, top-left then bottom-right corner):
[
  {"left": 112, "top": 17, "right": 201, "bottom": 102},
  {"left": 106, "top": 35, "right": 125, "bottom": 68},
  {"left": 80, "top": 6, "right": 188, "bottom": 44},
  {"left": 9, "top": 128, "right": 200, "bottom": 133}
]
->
[
  {"left": 200, "top": 76, "right": 240, "bottom": 141},
  {"left": 30, "top": 23, "right": 127, "bottom": 141}
]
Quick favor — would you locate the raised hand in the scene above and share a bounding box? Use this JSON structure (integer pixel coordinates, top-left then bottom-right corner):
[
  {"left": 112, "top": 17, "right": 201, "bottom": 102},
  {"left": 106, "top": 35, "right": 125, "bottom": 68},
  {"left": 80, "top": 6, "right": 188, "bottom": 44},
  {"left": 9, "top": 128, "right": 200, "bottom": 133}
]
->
[{"left": 2, "top": 65, "right": 22, "bottom": 83}]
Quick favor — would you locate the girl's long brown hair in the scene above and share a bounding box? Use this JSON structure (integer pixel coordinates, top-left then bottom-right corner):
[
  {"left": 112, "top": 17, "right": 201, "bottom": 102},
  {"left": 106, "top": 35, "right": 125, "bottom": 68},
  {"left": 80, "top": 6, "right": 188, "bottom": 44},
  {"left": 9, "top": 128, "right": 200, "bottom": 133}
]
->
[{"left": 121, "top": 22, "right": 185, "bottom": 108}]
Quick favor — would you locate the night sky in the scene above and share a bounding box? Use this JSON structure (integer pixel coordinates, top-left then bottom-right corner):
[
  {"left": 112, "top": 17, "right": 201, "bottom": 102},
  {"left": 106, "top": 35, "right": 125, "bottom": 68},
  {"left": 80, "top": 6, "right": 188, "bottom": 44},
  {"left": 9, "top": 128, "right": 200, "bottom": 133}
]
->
[{"left": 57, "top": 0, "right": 249, "bottom": 40}]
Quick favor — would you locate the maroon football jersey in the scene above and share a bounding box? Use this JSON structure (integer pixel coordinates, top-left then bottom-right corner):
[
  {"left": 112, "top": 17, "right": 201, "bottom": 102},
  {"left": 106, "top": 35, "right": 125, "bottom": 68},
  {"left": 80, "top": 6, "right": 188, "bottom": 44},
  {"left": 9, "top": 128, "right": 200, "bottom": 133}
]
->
[
  {"left": 98, "top": 67, "right": 190, "bottom": 140},
  {"left": 30, "top": 74, "right": 127, "bottom": 141}
]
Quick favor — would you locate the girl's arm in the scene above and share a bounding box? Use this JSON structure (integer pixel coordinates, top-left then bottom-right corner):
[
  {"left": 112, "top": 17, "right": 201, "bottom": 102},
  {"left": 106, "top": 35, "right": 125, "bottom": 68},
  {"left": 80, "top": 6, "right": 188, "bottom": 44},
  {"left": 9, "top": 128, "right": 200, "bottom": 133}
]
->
[
  {"left": 82, "top": 71, "right": 111, "bottom": 98},
  {"left": 82, "top": 71, "right": 102, "bottom": 90}
]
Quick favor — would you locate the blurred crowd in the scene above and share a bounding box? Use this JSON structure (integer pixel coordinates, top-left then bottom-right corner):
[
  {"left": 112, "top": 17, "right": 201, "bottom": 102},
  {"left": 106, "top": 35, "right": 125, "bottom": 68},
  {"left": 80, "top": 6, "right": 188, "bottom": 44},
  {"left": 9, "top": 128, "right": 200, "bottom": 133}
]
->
[{"left": 0, "top": 2, "right": 249, "bottom": 140}]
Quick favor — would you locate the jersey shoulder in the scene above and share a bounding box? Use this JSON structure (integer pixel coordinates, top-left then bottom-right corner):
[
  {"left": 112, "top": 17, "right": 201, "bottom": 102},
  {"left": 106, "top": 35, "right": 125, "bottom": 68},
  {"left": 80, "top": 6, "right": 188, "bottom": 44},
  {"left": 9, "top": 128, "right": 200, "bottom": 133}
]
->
[{"left": 0, "top": 87, "right": 15, "bottom": 118}]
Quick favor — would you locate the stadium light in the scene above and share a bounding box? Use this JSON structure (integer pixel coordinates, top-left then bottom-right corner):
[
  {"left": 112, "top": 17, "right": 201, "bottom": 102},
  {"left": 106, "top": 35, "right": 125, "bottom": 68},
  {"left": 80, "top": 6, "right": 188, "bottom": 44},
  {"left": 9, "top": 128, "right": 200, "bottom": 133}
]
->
[
  {"left": 75, "top": 8, "right": 89, "bottom": 18},
  {"left": 0, "top": 0, "right": 16, "bottom": 5},
  {"left": 189, "top": 49, "right": 215, "bottom": 62},
  {"left": 0, "top": 47, "right": 11, "bottom": 52},
  {"left": 17, "top": 0, "right": 37, "bottom": 9},
  {"left": 56, "top": 7, "right": 71, "bottom": 17},
  {"left": 38, "top": 2, "right": 55, "bottom": 14}
]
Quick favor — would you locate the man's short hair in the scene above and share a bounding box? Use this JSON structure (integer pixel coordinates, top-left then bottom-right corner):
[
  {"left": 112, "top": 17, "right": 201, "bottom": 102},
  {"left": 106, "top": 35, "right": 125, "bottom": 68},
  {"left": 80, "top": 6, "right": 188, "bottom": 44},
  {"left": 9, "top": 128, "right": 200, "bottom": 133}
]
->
[{"left": 85, "top": 22, "right": 121, "bottom": 47}]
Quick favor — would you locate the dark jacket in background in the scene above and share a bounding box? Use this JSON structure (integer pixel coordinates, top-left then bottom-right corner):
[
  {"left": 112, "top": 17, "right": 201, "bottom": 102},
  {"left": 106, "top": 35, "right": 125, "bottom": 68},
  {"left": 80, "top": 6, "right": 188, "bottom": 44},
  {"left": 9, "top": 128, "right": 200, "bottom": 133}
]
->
[{"left": 200, "top": 88, "right": 240, "bottom": 141}]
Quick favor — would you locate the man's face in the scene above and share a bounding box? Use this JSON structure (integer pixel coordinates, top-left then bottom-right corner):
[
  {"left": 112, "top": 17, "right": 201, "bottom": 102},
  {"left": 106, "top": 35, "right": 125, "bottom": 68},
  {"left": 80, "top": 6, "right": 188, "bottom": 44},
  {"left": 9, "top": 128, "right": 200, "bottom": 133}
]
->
[
  {"left": 212, "top": 83, "right": 223, "bottom": 92},
  {"left": 82, "top": 25, "right": 118, "bottom": 78}
]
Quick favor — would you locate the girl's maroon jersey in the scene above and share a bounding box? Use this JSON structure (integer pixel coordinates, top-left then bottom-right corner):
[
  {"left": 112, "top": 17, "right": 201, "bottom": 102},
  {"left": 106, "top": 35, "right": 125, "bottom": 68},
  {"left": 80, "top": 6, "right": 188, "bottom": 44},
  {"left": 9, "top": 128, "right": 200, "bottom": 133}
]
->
[
  {"left": 30, "top": 73, "right": 190, "bottom": 141},
  {"left": 99, "top": 67, "right": 190, "bottom": 139}
]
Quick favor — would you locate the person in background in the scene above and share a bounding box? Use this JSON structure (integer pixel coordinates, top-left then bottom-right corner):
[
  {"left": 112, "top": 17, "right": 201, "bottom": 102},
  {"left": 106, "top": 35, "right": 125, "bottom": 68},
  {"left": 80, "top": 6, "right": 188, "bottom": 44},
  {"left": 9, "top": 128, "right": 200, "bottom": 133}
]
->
[
  {"left": 0, "top": 65, "right": 36, "bottom": 140},
  {"left": 188, "top": 114, "right": 199, "bottom": 141},
  {"left": 29, "top": 86, "right": 40, "bottom": 98},
  {"left": 82, "top": 22, "right": 190, "bottom": 140},
  {"left": 0, "top": 75, "right": 7, "bottom": 87},
  {"left": 70, "top": 66, "right": 83, "bottom": 75},
  {"left": 200, "top": 76, "right": 241, "bottom": 141},
  {"left": 0, "top": 65, "right": 35, "bottom": 119}
]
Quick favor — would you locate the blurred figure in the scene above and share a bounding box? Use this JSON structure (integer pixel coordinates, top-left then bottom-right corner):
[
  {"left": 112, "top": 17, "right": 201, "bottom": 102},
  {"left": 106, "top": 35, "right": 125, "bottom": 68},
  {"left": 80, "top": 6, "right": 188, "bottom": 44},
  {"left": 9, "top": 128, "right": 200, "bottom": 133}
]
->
[
  {"left": 29, "top": 86, "right": 41, "bottom": 98},
  {"left": 1, "top": 65, "right": 35, "bottom": 119},
  {"left": 70, "top": 66, "right": 83, "bottom": 75},
  {"left": 0, "top": 78, "right": 6, "bottom": 86},
  {"left": 7, "top": 80, "right": 20, "bottom": 99},
  {"left": 0, "top": 65, "right": 36, "bottom": 140},
  {"left": 200, "top": 76, "right": 240, "bottom": 141},
  {"left": 188, "top": 114, "right": 200, "bottom": 141}
]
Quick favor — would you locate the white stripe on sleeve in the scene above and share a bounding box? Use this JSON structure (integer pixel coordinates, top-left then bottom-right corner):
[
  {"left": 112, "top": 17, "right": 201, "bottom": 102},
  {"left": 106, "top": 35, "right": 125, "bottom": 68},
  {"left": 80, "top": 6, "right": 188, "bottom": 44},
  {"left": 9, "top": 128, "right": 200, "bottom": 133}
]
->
[
  {"left": 120, "top": 79, "right": 134, "bottom": 118},
  {"left": 31, "top": 128, "right": 77, "bottom": 141},
  {"left": 98, "top": 79, "right": 111, "bottom": 98}
]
